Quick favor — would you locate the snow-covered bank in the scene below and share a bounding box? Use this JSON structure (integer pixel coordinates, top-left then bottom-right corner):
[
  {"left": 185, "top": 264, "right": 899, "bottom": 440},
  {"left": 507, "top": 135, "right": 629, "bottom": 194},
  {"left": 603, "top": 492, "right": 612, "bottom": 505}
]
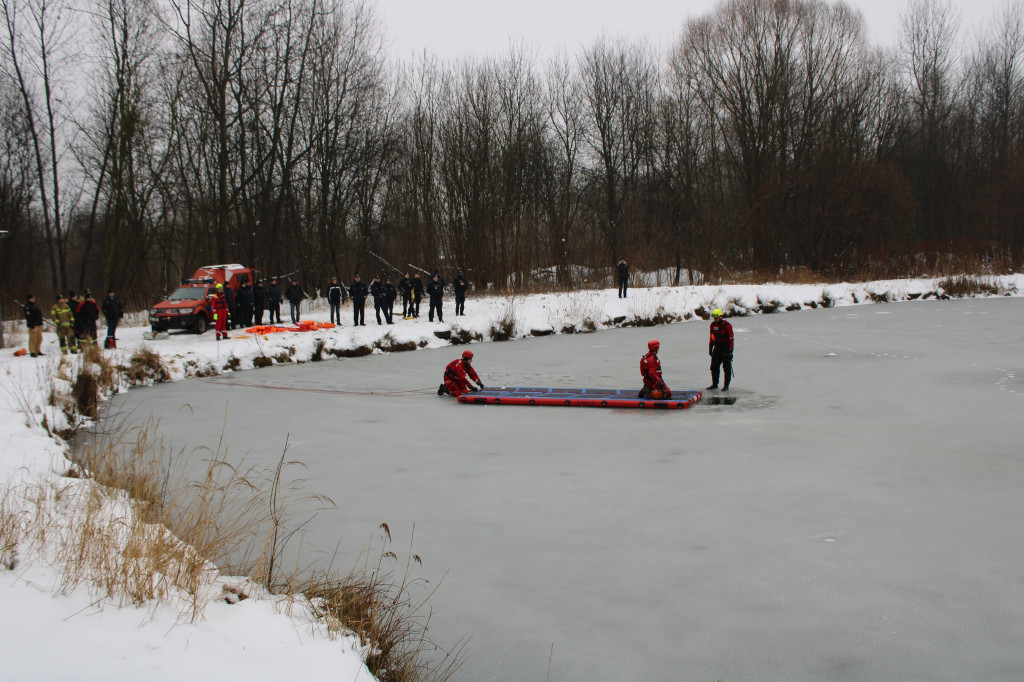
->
[{"left": 2, "top": 274, "right": 1021, "bottom": 680}]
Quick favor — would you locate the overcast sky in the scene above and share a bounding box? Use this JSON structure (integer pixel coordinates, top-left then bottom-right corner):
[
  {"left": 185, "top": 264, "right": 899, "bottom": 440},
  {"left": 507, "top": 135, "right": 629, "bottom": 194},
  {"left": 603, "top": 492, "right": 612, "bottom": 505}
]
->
[{"left": 377, "top": 0, "right": 1014, "bottom": 63}]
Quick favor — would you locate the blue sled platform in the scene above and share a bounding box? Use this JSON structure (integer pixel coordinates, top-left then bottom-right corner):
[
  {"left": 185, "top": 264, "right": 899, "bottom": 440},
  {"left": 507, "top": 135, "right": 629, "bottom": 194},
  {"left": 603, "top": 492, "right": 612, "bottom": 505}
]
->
[{"left": 457, "top": 386, "right": 702, "bottom": 409}]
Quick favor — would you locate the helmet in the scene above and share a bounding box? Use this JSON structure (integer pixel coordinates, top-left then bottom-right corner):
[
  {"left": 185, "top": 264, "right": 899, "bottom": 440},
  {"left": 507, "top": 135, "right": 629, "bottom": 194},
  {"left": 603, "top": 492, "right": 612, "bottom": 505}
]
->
[
  {"left": 712, "top": 308, "right": 723, "bottom": 317},
  {"left": 462, "top": 349, "right": 474, "bottom": 360},
  {"left": 648, "top": 340, "right": 660, "bottom": 351},
  {"left": 216, "top": 283, "right": 224, "bottom": 290}
]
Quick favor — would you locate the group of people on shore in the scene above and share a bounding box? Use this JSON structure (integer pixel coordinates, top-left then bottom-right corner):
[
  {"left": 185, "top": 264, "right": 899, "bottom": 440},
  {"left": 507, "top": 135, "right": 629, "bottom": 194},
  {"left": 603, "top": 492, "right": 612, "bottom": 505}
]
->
[
  {"left": 22, "top": 290, "right": 124, "bottom": 356},
  {"left": 328, "top": 271, "right": 470, "bottom": 327}
]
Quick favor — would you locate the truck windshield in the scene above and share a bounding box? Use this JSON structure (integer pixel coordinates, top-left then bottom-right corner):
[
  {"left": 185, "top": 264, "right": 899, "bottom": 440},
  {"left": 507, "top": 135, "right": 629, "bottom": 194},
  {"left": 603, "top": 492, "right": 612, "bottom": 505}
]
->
[{"left": 168, "top": 287, "right": 206, "bottom": 301}]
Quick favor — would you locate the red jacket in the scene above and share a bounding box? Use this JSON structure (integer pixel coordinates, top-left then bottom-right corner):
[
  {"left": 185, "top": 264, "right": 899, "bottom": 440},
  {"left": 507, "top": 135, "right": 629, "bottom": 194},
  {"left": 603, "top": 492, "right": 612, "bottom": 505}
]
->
[
  {"left": 710, "top": 319, "right": 734, "bottom": 351},
  {"left": 211, "top": 292, "right": 228, "bottom": 315},
  {"left": 640, "top": 351, "right": 668, "bottom": 390},
  {"left": 445, "top": 358, "right": 480, "bottom": 392}
]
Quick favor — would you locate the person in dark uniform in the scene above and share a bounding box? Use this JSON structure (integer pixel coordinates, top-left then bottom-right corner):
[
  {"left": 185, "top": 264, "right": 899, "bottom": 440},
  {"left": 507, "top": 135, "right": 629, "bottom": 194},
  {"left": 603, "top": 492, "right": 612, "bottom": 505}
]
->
[
  {"left": 398, "top": 272, "right": 413, "bottom": 318},
  {"left": 708, "top": 308, "right": 734, "bottom": 391},
  {"left": 253, "top": 280, "right": 266, "bottom": 325},
  {"left": 370, "top": 275, "right": 386, "bottom": 325},
  {"left": 616, "top": 258, "right": 629, "bottom": 298},
  {"left": 349, "top": 274, "right": 368, "bottom": 325},
  {"left": 237, "top": 281, "right": 254, "bottom": 327},
  {"left": 266, "top": 278, "right": 282, "bottom": 323},
  {"left": 24, "top": 294, "right": 44, "bottom": 357},
  {"left": 638, "top": 339, "right": 671, "bottom": 398},
  {"left": 101, "top": 290, "right": 124, "bottom": 344},
  {"left": 453, "top": 272, "right": 468, "bottom": 315},
  {"left": 411, "top": 273, "right": 424, "bottom": 317},
  {"left": 327, "top": 277, "right": 345, "bottom": 325},
  {"left": 383, "top": 277, "right": 397, "bottom": 324},
  {"left": 426, "top": 272, "right": 445, "bottom": 323},
  {"left": 223, "top": 282, "right": 237, "bottom": 329}
]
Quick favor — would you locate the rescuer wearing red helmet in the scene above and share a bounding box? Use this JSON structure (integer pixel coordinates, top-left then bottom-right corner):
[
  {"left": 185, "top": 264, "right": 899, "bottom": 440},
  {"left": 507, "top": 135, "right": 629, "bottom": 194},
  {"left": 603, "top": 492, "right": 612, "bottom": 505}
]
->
[
  {"left": 639, "top": 340, "right": 671, "bottom": 399},
  {"left": 438, "top": 349, "right": 485, "bottom": 397}
]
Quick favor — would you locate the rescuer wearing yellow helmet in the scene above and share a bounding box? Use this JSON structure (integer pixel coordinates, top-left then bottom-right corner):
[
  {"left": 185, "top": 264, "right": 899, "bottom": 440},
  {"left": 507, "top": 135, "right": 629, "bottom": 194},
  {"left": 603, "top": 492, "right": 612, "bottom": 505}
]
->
[{"left": 708, "top": 309, "right": 734, "bottom": 391}]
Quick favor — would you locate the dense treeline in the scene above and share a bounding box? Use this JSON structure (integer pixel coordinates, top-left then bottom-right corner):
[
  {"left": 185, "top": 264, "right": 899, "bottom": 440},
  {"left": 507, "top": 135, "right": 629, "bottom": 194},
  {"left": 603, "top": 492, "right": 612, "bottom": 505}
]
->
[{"left": 1, "top": 0, "right": 1023, "bottom": 313}]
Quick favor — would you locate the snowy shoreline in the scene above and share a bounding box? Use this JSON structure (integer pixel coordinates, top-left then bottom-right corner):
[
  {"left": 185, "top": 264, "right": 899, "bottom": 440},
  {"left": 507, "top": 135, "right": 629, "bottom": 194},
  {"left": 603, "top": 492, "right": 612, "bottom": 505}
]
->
[{"left": 2, "top": 274, "right": 1021, "bottom": 680}]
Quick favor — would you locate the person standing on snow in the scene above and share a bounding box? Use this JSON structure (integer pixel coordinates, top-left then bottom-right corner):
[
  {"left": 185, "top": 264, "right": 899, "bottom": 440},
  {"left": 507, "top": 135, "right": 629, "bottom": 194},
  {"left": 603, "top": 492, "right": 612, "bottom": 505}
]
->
[
  {"left": 616, "top": 258, "right": 629, "bottom": 298},
  {"left": 638, "top": 339, "right": 671, "bottom": 399},
  {"left": 708, "top": 308, "right": 734, "bottom": 391},
  {"left": 24, "top": 294, "right": 44, "bottom": 357},
  {"left": 76, "top": 291, "right": 101, "bottom": 346},
  {"left": 266, "top": 278, "right": 282, "bottom": 323},
  {"left": 253, "top": 280, "right": 266, "bottom": 325},
  {"left": 411, "top": 273, "right": 424, "bottom": 317},
  {"left": 349, "top": 274, "right": 368, "bottom": 326},
  {"left": 398, "top": 272, "right": 413, "bottom": 318},
  {"left": 210, "top": 283, "right": 229, "bottom": 340},
  {"left": 383, "top": 277, "right": 397, "bottom": 324},
  {"left": 426, "top": 272, "right": 445, "bottom": 323},
  {"left": 101, "top": 290, "right": 124, "bottom": 346},
  {"left": 237, "top": 281, "right": 254, "bottom": 327},
  {"left": 285, "top": 279, "right": 306, "bottom": 324},
  {"left": 438, "top": 349, "right": 484, "bottom": 397},
  {"left": 453, "top": 271, "right": 468, "bottom": 316},
  {"left": 327, "top": 276, "right": 345, "bottom": 325},
  {"left": 51, "top": 294, "right": 77, "bottom": 354}
]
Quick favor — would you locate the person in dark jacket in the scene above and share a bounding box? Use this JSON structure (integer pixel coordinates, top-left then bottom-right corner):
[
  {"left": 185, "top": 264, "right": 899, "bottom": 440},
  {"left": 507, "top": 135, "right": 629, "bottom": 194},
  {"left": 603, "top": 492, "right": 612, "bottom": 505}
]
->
[
  {"left": 68, "top": 290, "right": 84, "bottom": 341},
  {"left": 253, "top": 280, "right": 266, "bottom": 325},
  {"left": 453, "top": 272, "right": 468, "bottom": 316},
  {"left": 101, "top": 290, "right": 124, "bottom": 342},
  {"left": 285, "top": 279, "right": 306, "bottom": 324},
  {"left": 223, "top": 283, "right": 236, "bottom": 329},
  {"left": 411, "top": 273, "right": 424, "bottom": 317},
  {"left": 327, "top": 277, "right": 345, "bottom": 325},
  {"left": 349, "top": 274, "right": 367, "bottom": 325},
  {"left": 266, "top": 278, "right": 282, "bottom": 323},
  {"left": 238, "top": 281, "right": 254, "bottom": 327},
  {"left": 76, "top": 291, "right": 100, "bottom": 345},
  {"left": 398, "top": 273, "right": 413, "bottom": 318},
  {"left": 369, "top": 275, "right": 387, "bottom": 325},
  {"left": 24, "top": 294, "right": 44, "bottom": 357},
  {"left": 708, "top": 308, "right": 734, "bottom": 391},
  {"left": 426, "top": 272, "right": 445, "bottom": 323},
  {"left": 383, "top": 277, "right": 397, "bottom": 324},
  {"left": 616, "top": 258, "right": 629, "bottom": 298}
]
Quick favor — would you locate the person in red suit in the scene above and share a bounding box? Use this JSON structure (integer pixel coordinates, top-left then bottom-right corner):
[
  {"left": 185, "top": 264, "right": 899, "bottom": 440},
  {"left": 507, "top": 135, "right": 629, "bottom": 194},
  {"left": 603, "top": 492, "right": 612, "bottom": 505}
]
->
[
  {"left": 639, "top": 339, "right": 671, "bottom": 399},
  {"left": 210, "top": 284, "right": 229, "bottom": 340},
  {"left": 438, "top": 349, "right": 484, "bottom": 397}
]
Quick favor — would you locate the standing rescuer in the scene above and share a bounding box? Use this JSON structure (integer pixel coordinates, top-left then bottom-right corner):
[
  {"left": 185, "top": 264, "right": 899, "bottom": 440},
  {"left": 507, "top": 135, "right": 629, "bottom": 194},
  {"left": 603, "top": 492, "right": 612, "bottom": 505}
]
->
[
  {"left": 24, "top": 294, "right": 44, "bottom": 357},
  {"left": 51, "top": 293, "right": 77, "bottom": 354},
  {"left": 638, "top": 339, "right": 671, "bottom": 399},
  {"left": 708, "top": 308, "right": 734, "bottom": 391},
  {"left": 438, "top": 349, "right": 485, "bottom": 397},
  {"left": 211, "top": 283, "right": 229, "bottom": 340}
]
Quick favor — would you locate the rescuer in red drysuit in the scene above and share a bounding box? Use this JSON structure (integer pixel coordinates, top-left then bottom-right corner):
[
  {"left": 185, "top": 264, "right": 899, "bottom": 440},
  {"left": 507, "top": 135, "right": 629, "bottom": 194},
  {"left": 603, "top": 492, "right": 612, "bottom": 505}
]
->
[
  {"left": 438, "top": 349, "right": 484, "bottom": 397},
  {"left": 210, "top": 284, "right": 229, "bottom": 340},
  {"left": 708, "top": 308, "right": 734, "bottom": 391},
  {"left": 638, "top": 339, "right": 672, "bottom": 399}
]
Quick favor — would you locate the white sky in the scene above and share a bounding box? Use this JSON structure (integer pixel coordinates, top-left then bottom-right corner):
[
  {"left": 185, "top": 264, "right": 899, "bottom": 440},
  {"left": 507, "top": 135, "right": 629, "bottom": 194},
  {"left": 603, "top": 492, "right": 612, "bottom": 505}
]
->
[{"left": 377, "top": 0, "right": 1014, "bottom": 63}]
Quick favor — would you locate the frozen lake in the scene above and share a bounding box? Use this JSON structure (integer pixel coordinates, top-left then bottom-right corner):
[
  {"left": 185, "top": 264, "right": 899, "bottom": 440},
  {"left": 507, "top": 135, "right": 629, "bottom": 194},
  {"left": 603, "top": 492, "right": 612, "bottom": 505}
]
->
[{"left": 108, "top": 297, "right": 1024, "bottom": 681}]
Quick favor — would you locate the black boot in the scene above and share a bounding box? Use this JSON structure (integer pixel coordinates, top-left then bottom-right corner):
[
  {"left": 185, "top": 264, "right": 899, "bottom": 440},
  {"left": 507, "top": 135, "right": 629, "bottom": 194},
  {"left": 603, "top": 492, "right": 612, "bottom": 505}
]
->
[
  {"left": 706, "top": 384, "right": 718, "bottom": 390},
  {"left": 438, "top": 383, "right": 448, "bottom": 396}
]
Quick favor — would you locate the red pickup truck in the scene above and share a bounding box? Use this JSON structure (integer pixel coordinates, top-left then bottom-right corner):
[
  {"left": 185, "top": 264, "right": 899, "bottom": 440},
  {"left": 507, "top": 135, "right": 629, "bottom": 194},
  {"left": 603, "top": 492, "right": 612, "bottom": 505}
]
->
[{"left": 149, "top": 264, "right": 253, "bottom": 334}]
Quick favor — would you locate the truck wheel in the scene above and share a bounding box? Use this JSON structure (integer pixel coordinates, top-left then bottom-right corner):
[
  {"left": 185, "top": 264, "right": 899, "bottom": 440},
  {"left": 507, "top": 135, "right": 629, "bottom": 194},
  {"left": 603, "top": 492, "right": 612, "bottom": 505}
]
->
[{"left": 194, "top": 316, "right": 208, "bottom": 334}]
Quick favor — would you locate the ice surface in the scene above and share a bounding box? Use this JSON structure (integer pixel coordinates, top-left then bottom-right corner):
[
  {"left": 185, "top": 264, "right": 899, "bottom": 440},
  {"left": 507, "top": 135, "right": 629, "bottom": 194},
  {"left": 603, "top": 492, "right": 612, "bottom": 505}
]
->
[{"left": 108, "top": 297, "right": 1024, "bottom": 681}]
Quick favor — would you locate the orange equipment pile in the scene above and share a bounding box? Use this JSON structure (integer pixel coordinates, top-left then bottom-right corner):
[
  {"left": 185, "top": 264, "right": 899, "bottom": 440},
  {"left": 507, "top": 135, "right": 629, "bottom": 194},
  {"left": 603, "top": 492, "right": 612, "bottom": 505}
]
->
[{"left": 244, "top": 321, "right": 336, "bottom": 334}]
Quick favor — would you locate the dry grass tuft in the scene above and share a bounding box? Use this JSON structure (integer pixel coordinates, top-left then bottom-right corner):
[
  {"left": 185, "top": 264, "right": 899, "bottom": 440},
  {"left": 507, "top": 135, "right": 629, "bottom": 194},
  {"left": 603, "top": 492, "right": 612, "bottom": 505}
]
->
[
  {"left": 448, "top": 326, "right": 483, "bottom": 345},
  {"left": 311, "top": 338, "right": 327, "bottom": 362},
  {"left": 488, "top": 298, "right": 518, "bottom": 341},
  {"left": 375, "top": 333, "right": 418, "bottom": 353},
  {"left": 328, "top": 345, "right": 374, "bottom": 358},
  {"left": 253, "top": 355, "right": 274, "bottom": 368},
  {"left": 937, "top": 275, "right": 1002, "bottom": 297},
  {"left": 124, "top": 347, "right": 171, "bottom": 385}
]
